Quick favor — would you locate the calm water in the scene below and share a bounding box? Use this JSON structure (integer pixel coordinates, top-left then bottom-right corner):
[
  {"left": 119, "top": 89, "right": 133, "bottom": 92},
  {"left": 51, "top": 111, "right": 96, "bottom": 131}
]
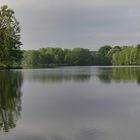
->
[{"left": 0, "top": 66, "right": 140, "bottom": 140}]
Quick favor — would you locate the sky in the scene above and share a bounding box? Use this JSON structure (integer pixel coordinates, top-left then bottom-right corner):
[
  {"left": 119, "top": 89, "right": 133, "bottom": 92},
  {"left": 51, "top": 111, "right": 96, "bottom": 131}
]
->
[{"left": 1, "top": 0, "right": 140, "bottom": 50}]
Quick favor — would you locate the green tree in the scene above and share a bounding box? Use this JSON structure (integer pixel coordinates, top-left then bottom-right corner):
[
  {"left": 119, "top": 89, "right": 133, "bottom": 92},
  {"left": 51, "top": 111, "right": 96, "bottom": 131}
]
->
[
  {"left": 107, "top": 46, "right": 121, "bottom": 58},
  {"left": 135, "top": 44, "right": 140, "bottom": 64},
  {"left": 64, "top": 49, "right": 72, "bottom": 65},
  {"left": 54, "top": 48, "right": 64, "bottom": 65},
  {"left": 94, "top": 52, "right": 111, "bottom": 65},
  {"left": 94, "top": 45, "right": 112, "bottom": 65},
  {"left": 112, "top": 46, "right": 136, "bottom": 65},
  {"left": 98, "top": 45, "right": 112, "bottom": 56},
  {"left": 0, "top": 5, "right": 22, "bottom": 68},
  {"left": 22, "top": 50, "right": 40, "bottom": 68},
  {"left": 70, "top": 48, "right": 92, "bottom": 66}
]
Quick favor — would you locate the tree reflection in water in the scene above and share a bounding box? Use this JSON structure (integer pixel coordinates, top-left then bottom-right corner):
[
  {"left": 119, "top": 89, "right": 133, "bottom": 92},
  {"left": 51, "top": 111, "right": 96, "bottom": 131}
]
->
[
  {"left": 0, "top": 70, "right": 23, "bottom": 132},
  {"left": 98, "top": 67, "right": 140, "bottom": 84}
]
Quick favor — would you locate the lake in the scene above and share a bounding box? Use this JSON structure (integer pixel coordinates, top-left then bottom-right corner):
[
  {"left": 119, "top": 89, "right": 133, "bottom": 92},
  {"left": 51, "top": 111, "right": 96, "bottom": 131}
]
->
[{"left": 0, "top": 66, "right": 140, "bottom": 140}]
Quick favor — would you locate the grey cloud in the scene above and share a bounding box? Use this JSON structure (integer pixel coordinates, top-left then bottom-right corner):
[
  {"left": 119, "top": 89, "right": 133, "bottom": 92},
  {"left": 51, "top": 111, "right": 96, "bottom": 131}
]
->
[{"left": 1, "top": 0, "right": 140, "bottom": 49}]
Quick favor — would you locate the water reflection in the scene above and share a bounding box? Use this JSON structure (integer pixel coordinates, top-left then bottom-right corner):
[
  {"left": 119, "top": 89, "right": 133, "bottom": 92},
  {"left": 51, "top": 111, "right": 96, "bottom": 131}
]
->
[
  {"left": 23, "top": 67, "right": 140, "bottom": 84},
  {"left": 23, "top": 68, "right": 91, "bottom": 83},
  {"left": 6, "top": 67, "right": 140, "bottom": 140},
  {"left": 98, "top": 67, "right": 140, "bottom": 84},
  {"left": 0, "top": 71, "right": 23, "bottom": 132}
]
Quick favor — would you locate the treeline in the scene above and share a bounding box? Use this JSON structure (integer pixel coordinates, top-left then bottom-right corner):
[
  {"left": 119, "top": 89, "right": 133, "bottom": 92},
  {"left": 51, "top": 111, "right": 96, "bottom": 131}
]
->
[
  {"left": 22, "top": 48, "right": 93, "bottom": 68},
  {"left": 21, "top": 45, "right": 140, "bottom": 68}
]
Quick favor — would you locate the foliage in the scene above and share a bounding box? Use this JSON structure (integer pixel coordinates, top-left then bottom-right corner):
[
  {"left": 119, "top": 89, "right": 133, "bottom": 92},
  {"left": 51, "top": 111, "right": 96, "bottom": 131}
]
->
[
  {"left": 112, "top": 46, "right": 138, "bottom": 65},
  {"left": 22, "top": 50, "right": 40, "bottom": 68},
  {"left": 0, "top": 5, "right": 22, "bottom": 68},
  {"left": 22, "top": 48, "right": 93, "bottom": 68},
  {"left": 98, "top": 45, "right": 112, "bottom": 56},
  {"left": 70, "top": 48, "right": 92, "bottom": 66},
  {"left": 22, "top": 44, "right": 140, "bottom": 68},
  {"left": 94, "top": 45, "right": 112, "bottom": 65}
]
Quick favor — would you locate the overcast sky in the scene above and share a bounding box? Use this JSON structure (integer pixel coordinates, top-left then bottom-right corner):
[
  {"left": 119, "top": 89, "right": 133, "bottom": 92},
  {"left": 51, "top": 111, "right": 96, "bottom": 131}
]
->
[{"left": 1, "top": 0, "right": 140, "bottom": 50}]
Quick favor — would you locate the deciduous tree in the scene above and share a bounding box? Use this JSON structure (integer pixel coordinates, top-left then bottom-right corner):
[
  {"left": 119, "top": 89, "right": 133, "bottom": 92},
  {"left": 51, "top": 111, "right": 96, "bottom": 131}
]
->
[{"left": 0, "top": 5, "right": 22, "bottom": 68}]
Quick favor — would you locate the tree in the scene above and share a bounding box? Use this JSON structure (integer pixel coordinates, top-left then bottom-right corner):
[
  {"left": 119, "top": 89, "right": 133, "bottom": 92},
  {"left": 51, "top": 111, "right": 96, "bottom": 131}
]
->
[
  {"left": 22, "top": 50, "right": 40, "bottom": 68},
  {"left": 95, "top": 45, "right": 112, "bottom": 65},
  {"left": 107, "top": 46, "right": 121, "bottom": 58},
  {"left": 54, "top": 48, "right": 64, "bottom": 65},
  {"left": 0, "top": 5, "right": 22, "bottom": 68},
  {"left": 70, "top": 48, "right": 92, "bottom": 66},
  {"left": 64, "top": 49, "right": 72, "bottom": 65},
  {"left": 98, "top": 45, "right": 112, "bottom": 56},
  {"left": 112, "top": 46, "right": 136, "bottom": 65},
  {"left": 94, "top": 52, "right": 111, "bottom": 65}
]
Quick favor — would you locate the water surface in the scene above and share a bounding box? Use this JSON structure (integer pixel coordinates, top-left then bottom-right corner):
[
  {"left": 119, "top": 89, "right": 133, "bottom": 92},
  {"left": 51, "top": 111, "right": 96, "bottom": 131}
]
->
[{"left": 0, "top": 66, "right": 140, "bottom": 140}]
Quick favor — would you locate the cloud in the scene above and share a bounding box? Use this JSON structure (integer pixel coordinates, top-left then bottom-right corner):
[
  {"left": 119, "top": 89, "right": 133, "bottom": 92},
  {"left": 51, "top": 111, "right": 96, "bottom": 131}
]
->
[{"left": 1, "top": 0, "right": 140, "bottom": 50}]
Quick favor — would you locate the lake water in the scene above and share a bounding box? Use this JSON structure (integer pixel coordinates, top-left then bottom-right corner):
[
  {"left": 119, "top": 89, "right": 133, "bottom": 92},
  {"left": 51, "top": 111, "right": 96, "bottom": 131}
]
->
[{"left": 0, "top": 66, "right": 140, "bottom": 140}]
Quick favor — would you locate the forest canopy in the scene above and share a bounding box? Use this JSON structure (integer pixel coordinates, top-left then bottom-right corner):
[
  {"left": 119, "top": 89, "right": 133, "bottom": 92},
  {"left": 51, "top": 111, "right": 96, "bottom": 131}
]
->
[{"left": 22, "top": 45, "right": 140, "bottom": 68}]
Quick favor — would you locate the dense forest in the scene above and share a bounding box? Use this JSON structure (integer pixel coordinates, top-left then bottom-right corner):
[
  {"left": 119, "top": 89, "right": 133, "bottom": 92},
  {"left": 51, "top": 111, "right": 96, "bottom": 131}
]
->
[{"left": 22, "top": 44, "right": 140, "bottom": 68}]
